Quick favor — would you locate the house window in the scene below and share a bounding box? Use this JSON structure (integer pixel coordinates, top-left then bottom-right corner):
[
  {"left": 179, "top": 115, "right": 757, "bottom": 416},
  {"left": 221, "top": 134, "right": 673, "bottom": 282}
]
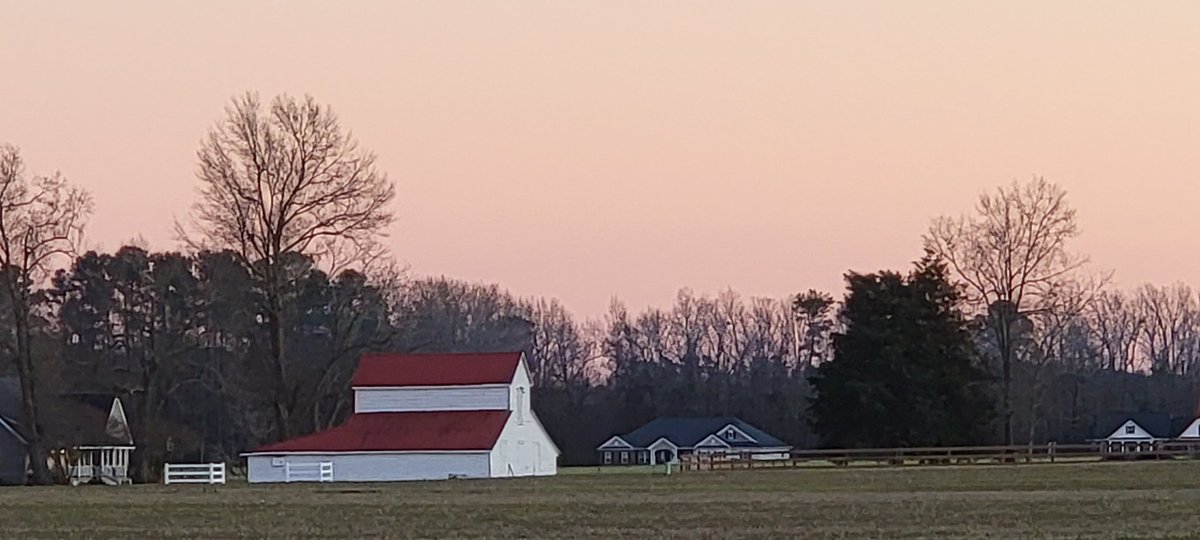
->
[
  {"left": 620, "top": 452, "right": 630, "bottom": 465},
  {"left": 603, "top": 452, "right": 612, "bottom": 464},
  {"left": 637, "top": 452, "right": 649, "bottom": 465},
  {"left": 1125, "top": 424, "right": 1136, "bottom": 435},
  {"left": 724, "top": 429, "right": 736, "bottom": 441}
]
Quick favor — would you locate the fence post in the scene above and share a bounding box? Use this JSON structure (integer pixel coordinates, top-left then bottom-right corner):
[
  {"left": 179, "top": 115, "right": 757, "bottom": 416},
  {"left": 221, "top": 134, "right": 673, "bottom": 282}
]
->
[{"left": 163, "top": 463, "right": 170, "bottom": 485}]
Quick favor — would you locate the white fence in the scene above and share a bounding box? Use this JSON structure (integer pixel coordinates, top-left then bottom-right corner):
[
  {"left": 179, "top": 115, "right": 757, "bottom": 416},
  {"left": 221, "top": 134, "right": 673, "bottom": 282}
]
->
[
  {"left": 163, "top": 463, "right": 227, "bottom": 485},
  {"left": 285, "top": 461, "right": 334, "bottom": 483}
]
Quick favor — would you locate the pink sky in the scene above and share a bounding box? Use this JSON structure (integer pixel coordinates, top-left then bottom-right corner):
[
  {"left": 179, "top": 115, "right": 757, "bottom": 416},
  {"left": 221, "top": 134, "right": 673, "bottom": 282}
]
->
[{"left": 2, "top": 1, "right": 1197, "bottom": 317}]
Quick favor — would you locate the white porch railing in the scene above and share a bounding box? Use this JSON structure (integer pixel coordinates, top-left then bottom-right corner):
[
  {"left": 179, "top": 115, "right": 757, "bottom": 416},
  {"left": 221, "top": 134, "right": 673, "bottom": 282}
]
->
[
  {"left": 285, "top": 461, "right": 334, "bottom": 483},
  {"left": 163, "top": 463, "right": 227, "bottom": 485}
]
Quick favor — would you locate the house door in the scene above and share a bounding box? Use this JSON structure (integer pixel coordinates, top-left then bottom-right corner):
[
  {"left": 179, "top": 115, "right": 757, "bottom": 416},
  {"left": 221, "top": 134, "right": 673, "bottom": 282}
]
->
[{"left": 654, "top": 449, "right": 675, "bottom": 464}]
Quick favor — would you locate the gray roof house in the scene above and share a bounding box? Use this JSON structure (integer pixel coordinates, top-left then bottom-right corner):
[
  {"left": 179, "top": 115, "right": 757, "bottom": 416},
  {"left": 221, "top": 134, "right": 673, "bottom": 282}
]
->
[
  {"left": 1089, "top": 411, "right": 1200, "bottom": 456},
  {"left": 597, "top": 417, "right": 791, "bottom": 465},
  {"left": 0, "top": 378, "right": 28, "bottom": 485},
  {"left": 1091, "top": 412, "right": 1183, "bottom": 441}
]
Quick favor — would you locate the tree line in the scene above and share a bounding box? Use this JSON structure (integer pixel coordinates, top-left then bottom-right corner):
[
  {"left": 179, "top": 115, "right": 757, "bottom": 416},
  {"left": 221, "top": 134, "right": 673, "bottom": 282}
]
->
[{"left": 2, "top": 93, "right": 1198, "bottom": 482}]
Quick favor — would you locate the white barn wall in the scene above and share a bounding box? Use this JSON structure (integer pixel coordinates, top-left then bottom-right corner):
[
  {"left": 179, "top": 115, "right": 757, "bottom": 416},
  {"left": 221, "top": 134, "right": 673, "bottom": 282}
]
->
[
  {"left": 489, "top": 360, "right": 557, "bottom": 477},
  {"left": 490, "top": 412, "right": 559, "bottom": 478},
  {"left": 509, "top": 363, "right": 531, "bottom": 416},
  {"left": 354, "top": 386, "right": 509, "bottom": 413},
  {"left": 248, "top": 453, "right": 491, "bottom": 483}
]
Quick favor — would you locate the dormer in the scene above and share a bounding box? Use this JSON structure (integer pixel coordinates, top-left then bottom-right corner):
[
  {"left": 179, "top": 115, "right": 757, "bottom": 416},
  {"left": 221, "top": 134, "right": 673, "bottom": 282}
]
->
[
  {"left": 351, "top": 352, "right": 532, "bottom": 415},
  {"left": 717, "top": 423, "right": 757, "bottom": 444}
]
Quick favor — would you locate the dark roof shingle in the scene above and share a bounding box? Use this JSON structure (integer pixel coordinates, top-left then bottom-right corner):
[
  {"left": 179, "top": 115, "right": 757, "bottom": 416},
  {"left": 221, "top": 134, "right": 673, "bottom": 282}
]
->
[{"left": 1092, "top": 412, "right": 1175, "bottom": 439}]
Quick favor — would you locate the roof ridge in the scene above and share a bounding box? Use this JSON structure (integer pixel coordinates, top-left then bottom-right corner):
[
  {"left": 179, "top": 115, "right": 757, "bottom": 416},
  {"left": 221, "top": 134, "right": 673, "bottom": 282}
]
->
[
  {"left": 360, "top": 351, "right": 523, "bottom": 357},
  {"left": 352, "top": 352, "right": 523, "bottom": 387}
]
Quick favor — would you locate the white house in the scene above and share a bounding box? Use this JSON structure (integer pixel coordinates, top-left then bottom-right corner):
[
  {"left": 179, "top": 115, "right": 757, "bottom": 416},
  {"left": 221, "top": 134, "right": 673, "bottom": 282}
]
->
[{"left": 244, "top": 352, "right": 559, "bottom": 483}]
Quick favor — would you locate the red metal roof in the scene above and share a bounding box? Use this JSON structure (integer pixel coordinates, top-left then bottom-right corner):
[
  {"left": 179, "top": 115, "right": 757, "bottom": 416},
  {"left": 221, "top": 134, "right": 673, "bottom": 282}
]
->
[
  {"left": 247, "top": 411, "right": 511, "bottom": 453},
  {"left": 351, "top": 352, "right": 523, "bottom": 387}
]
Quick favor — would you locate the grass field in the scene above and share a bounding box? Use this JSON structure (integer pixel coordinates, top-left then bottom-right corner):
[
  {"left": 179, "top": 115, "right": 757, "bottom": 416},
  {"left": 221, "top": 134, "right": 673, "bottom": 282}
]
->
[{"left": 4, "top": 461, "right": 1200, "bottom": 538}]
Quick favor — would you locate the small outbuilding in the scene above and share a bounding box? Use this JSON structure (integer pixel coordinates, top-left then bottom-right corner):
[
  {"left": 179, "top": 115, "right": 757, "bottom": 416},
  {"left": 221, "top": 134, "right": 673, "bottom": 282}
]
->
[
  {"left": 1092, "top": 412, "right": 1181, "bottom": 454},
  {"left": 66, "top": 398, "right": 135, "bottom": 486},
  {"left": 244, "top": 352, "right": 559, "bottom": 483}
]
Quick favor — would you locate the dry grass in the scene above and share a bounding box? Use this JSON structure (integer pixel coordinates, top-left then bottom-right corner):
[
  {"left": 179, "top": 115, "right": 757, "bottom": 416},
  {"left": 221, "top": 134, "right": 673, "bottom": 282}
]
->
[{"left": 4, "top": 460, "right": 1200, "bottom": 538}]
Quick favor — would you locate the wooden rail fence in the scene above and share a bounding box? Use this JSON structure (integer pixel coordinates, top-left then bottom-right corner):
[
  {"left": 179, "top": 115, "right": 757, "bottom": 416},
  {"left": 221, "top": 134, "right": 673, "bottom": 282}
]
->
[
  {"left": 163, "top": 463, "right": 227, "bottom": 485},
  {"left": 680, "top": 441, "right": 1200, "bottom": 471}
]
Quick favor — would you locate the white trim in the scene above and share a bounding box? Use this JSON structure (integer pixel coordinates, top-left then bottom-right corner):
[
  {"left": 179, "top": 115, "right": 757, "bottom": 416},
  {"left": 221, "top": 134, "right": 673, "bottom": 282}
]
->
[
  {"left": 1103, "top": 420, "right": 1158, "bottom": 441},
  {"left": 694, "top": 434, "right": 732, "bottom": 448},
  {"left": 528, "top": 410, "right": 562, "bottom": 456},
  {"left": 715, "top": 424, "right": 758, "bottom": 443},
  {"left": 242, "top": 450, "right": 491, "bottom": 457},
  {"left": 516, "top": 353, "right": 534, "bottom": 390},
  {"left": 75, "top": 445, "right": 136, "bottom": 450},
  {"left": 597, "top": 436, "right": 634, "bottom": 450},
  {"left": 647, "top": 437, "right": 678, "bottom": 451},
  {"left": 352, "top": 383, "right": 511, "bottom": 391},
  {"left": 1177, "top": 417, "right": 1200, "bottom": 439},
  {"left": 0, "top": 415, "right": 27, "bottom": 445},
  {"left": 647, "top": 438, "right": 680, "bottom": 465}
]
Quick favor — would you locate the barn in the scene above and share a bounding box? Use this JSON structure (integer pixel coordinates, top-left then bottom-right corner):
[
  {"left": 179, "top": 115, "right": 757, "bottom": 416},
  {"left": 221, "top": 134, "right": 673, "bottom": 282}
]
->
[{"left": 243, "top": 352, "right": 559, "bottom": 483}]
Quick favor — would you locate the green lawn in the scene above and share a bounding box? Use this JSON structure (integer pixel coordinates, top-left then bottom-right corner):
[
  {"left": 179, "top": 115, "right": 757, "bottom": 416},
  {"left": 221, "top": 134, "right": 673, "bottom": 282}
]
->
[{"left": 4, "top": 460, "right": 1200, "bottom": 538}]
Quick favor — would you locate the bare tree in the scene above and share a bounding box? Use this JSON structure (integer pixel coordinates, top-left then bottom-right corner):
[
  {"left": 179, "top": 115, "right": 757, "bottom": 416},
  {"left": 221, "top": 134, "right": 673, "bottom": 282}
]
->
[
  {"left": 526, "top": 298, "right": 597, "bottom": 390},
  {"left": 1020, "top": 276, "right": 1103, "bottom": 442},
  {"left": 0, "top": 144, "right": 92, "bottom": 484},
  {"left": 1136, "top": 284, "right": 1199, "bottom": 376},
  {"left": 925, "top": 177, "right": 1086, "bottom": 444},
  {"left": 181, "top": 93, "right": 396, "bottom": 439},
  {"left": 1088, "top": 290, "right": 1143, "bottom": 372}
]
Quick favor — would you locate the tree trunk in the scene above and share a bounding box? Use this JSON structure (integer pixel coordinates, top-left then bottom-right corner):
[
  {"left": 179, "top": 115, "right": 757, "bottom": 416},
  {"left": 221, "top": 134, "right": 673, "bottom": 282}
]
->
[
  {"left": 267, "top": 291, "right": 291, "bottom": 441},
  {"left": 994, "top": 310, "right": 1014, "bottom": 446},
  {"left": 135, "top": 363, "right": 159, "bottom": 483},
  {"left": 13, "top": 311, "right": 52, "bottom": 485}
]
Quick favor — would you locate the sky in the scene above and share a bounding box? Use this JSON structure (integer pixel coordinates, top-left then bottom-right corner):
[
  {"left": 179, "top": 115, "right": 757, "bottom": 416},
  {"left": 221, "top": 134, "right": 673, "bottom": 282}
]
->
[{"left": 1, "top": 1, "right": 1197, "bottom": 318}]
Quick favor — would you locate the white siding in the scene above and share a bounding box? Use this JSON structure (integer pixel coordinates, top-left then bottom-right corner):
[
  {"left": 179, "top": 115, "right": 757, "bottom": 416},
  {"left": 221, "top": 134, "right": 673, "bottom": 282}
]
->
[
  {"left": 509, "top": 363, "right": 531, "bottom": 415},
  {"left": 489, "top": 411, "right": 559, "bottom": 478},
  {"left": 247, "top": 453, "right": 491, "bottom": 483},
  {"left": 354, "top": 386, "right": 509, "bottom": 413},
  {"left": 1178, "top": 418, "right": 1200, "bottom": 439},
  {"left": 487, "top": 358, "right": 557, "bottom": 478},
  {"left": 1105, "top": 420, "right": 1157, "bottom": 440}
]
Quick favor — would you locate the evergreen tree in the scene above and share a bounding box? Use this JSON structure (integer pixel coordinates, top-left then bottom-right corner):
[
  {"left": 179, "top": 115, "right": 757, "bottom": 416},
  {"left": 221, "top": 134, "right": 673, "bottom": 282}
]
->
[{"left": 810, "top": 255, "right": 993, "bottom": 448}]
